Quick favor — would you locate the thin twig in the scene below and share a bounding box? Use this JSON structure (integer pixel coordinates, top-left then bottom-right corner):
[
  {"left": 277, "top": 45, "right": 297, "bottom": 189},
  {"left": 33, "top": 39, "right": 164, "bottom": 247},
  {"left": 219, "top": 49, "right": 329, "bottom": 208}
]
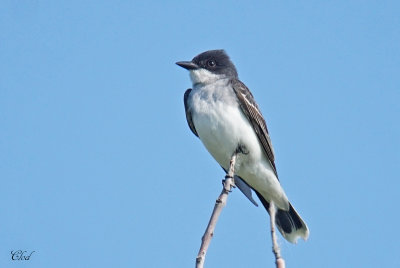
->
[
  {"left": 269, "top": 202, "right": 286, "bottom": 268},
  {"left": 195, "top": 153, "right": 237, "bottom": 268}
]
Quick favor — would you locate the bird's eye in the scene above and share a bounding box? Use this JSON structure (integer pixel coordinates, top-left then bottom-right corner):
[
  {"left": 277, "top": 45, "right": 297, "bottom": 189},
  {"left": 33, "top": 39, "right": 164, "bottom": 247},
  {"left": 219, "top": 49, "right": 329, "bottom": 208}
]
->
[{"left": 207, "top": 60, "right": 216, "bottom": 67}]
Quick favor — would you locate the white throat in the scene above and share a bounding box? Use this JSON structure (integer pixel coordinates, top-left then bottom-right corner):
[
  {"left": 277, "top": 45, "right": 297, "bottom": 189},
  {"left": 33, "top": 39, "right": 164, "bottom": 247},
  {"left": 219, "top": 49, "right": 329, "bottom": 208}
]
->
[{"left": 189, "top": 69, "right": 225, "bottom": 87}]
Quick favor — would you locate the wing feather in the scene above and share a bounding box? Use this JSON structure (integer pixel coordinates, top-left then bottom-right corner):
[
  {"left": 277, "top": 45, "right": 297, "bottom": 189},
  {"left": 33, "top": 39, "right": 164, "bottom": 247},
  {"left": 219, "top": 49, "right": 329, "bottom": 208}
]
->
[
  {"left": 231, "top": 79, "right": 278, "bottom": 177},
  {"left": 183, "top": 88, "right": 198, "bottom": 137}
]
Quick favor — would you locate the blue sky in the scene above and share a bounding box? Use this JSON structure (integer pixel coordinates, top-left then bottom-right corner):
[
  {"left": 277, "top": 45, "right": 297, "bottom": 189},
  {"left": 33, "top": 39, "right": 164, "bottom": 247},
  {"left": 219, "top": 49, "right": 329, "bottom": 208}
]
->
[{"left": 1, "top": 1, "right": 399, "bottom": 267}]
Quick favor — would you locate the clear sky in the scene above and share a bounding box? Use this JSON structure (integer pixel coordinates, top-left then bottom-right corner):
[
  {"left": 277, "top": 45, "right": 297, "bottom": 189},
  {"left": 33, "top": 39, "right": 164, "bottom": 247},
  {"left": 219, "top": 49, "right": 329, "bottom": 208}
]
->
[{"left": 1, "top": 1, "right": 399, "bottom": 267}]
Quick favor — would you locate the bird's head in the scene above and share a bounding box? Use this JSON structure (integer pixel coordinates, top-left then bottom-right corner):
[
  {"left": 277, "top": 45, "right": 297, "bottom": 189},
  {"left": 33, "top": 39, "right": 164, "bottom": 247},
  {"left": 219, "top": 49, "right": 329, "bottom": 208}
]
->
[{"left": 176, "top": 49, "right": 238, "bottom": 86}]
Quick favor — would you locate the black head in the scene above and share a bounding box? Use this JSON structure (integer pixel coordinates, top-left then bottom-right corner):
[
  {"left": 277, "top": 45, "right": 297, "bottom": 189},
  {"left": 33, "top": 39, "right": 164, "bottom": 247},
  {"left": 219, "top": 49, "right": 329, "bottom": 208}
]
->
[{"left": 176, "top": 49, "right": 238, "bottom": 78}]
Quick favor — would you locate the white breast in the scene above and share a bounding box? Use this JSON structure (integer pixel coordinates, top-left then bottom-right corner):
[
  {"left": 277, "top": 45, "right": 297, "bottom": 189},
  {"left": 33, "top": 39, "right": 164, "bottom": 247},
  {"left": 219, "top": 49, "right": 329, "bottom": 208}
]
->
[
  {"left": 188, "top": 78, "right": 289, "bottom": 209},
  {"left": 190, "top": 84, "right": 262, "bottom": 170}
]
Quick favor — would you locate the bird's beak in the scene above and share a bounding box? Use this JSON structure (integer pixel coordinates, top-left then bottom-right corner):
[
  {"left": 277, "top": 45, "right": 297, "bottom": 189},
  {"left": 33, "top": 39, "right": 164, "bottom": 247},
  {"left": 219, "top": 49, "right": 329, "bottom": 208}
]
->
[{"left": 176, "top": 61, "right": 199, "bottom": 70}]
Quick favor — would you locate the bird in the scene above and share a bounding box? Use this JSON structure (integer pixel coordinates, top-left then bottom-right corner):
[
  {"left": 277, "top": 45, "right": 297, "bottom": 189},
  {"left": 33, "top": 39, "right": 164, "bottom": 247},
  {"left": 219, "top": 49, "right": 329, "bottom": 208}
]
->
[{"left": 176, "top": 49, "right": 309, "bottom": 243}]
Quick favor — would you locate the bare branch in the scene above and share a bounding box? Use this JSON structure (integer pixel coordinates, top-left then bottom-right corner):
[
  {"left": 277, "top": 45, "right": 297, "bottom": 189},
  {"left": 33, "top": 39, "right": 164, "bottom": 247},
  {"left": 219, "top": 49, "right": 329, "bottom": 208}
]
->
[
  {"left": 195, "top": 152, "right": 285, "bottom": 268},
  {"left": 269, "top": 202, "right": 286, "bottom": 268},
  {"left": 195, "top": 153, "right": 237, "bottom": 268}
]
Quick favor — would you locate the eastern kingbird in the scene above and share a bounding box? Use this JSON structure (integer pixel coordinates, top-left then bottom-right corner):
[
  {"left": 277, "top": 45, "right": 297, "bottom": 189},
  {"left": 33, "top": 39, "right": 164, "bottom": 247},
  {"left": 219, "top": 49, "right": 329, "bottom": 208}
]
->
[{"left": 176, "top": 50, "right": 309, "bottom": 243}]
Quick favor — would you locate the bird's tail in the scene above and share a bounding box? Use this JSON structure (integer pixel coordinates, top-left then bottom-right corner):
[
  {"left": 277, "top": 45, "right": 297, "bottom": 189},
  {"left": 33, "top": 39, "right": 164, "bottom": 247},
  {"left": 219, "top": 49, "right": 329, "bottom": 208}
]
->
[{"left": 256, "top": 192, "right": 309, "bottom": 243}]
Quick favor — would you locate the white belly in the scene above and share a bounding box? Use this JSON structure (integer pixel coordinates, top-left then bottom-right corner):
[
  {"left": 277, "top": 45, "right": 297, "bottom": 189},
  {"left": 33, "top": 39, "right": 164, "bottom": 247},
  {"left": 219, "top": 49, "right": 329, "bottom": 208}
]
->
[
  {"left": 193, "top": 99, "right": 261, "bottom": 170},
  {"left": 189, "top": 84, "right": 289, "bottom": 209}
]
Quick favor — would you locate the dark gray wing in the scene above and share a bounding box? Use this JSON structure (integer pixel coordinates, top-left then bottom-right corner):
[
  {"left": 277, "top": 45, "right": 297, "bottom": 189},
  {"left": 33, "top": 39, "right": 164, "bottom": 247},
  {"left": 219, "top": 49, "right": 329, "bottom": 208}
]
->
[
  {"left": 234, "top": 175, "right": 259, "bottom": 206},
  {"left": 183, "top": 88, "right": 198, "bottom": 137},
  {"left": 221, "top": 166, "right": 258, "bottom": 206},
  {"left": 231, "top": 79, "right": 278, "bottom": 178}
]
